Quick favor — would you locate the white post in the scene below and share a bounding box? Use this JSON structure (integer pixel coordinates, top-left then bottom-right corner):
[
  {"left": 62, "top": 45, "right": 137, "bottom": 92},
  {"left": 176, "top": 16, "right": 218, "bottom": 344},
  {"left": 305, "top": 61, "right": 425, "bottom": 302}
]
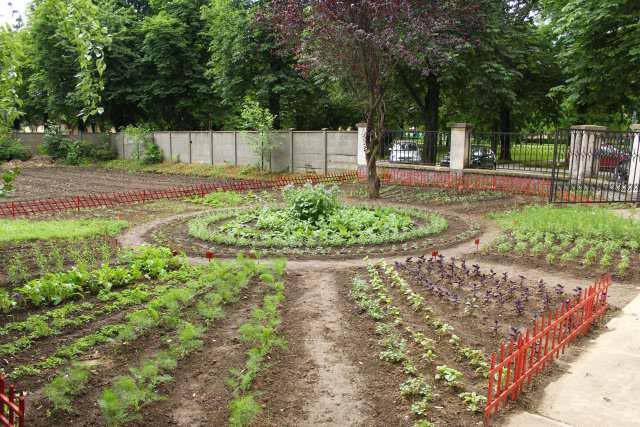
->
[
  {"left": 322, "top": 128, "right": 328, "bottom": 175},
  {"left": 569, "top": 125, "right": 607, "bottom": 180},
  {"left": 449, "top": 123, "right": 472, "bottom": 170},
  {"left": 289, "top": 128, "right": 295, "bottom": 173},
  {"left": 356, "top": 122, "right": 367, "bottom": 172},
  {"left": 629, "top": 124, "right": 640, "bottom": 191}
]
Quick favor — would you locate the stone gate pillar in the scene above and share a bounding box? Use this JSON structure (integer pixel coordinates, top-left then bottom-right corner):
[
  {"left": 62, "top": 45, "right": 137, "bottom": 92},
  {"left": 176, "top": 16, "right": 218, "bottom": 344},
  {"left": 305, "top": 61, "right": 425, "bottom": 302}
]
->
[
  {"left": 569, "top": 125, "right": 607, "bottom": 180},
  {"left": 449, "top": 123, "right": 472, "bottom": 170}
]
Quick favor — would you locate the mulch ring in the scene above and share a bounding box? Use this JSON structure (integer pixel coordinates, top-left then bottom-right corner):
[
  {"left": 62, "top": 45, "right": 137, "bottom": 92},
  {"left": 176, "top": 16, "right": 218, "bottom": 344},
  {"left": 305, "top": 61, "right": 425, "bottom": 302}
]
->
[{"left": 142, "top": 209, "right": 480, "bottom": 261}]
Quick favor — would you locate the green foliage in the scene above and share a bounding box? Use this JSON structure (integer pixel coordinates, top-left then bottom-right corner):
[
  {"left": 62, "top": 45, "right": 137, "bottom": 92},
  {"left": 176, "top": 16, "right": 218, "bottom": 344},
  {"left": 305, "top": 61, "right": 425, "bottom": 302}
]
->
[
  {"left": 0, "top": 289, "right": 16, "bottom": 313},
  {"left": 240, "top": 98, "right": 277, "bottom": 169},
  {"left": 0, "top": 168, "right": 20, "bottom": 196},
  {"left": 283, "top": 183, "right": 340, "bottom": 223},
  {"left": 29, "top": 0, "right": 110, "bottom": 122},
  {"left": 190, "top": 205, "right": 446, "bottom": 249},
  {"left": 42, "top": 124, "right": 72, "bottom": 159},
  {"left": 435, "top": 365, "right": 464, "bottom": 387},
  {"left": 0, "top": 218, "right": 127, "bottom": 243},
  {"left": 44, "top": 362, "right": 91, "bottom": 412},
  {"left": 0, "top": 28, "right": 23, "bottom": 128},
  {"left": 458, "top": 391, "right": 487, "bottom": 412},
  {"left": 228, "top": 394, "right": 262, "bottom": 427},
  {"left": 187, "top": 190, "right": 247, "bottom": 207},
  {"left": 0, "top": 133, "right": 30, "bottom": 162},
  {"left": 123, "top": 126, "right": 161, "bottom": 164}
]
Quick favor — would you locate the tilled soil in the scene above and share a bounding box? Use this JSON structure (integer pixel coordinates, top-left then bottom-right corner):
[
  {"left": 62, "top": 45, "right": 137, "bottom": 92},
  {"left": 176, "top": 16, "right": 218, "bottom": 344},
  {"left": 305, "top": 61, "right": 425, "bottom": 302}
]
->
[
  {"left": 27, "top": 280, "right": 267, "bottom": 427},
  {"left": 6, "top": 167, "right": 232, "bottom": 202}
]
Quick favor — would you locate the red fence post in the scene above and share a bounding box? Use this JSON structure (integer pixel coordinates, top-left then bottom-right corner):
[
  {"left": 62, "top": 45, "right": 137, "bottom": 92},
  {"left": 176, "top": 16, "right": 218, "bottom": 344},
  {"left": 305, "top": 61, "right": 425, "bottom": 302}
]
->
[{"left": 484, "top": 276, "right": 611, "bottom": 425}]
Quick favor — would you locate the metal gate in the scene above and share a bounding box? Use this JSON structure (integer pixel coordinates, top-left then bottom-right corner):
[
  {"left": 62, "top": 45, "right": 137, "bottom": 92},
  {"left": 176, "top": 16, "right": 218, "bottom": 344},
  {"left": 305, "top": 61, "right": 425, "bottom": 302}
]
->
[{"left": 550, "top": 128, "right": 640, "bottom": 203}]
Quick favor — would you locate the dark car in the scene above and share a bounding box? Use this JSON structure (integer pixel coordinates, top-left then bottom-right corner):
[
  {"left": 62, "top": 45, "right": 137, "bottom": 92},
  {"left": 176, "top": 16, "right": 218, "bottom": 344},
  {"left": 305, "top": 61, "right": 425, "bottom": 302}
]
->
[{"left": 440, "top": 146, "right": 496, "bottom": 169}]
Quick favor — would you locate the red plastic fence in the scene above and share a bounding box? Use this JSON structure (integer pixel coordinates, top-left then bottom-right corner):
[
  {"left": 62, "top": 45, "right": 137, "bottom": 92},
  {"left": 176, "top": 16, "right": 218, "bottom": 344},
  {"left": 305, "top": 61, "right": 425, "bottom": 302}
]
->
[
  {"left": 484, "top": 275, "right": 611, "bottom": 425},
  {"left": 369, "top": 166, "right": 595, "bottom": 202},
  {"left": 0, "top": 376, "right": 25, "bottom": 427},
  {"left": 0, "top": 171, "right": 358, "bottom": 217}
]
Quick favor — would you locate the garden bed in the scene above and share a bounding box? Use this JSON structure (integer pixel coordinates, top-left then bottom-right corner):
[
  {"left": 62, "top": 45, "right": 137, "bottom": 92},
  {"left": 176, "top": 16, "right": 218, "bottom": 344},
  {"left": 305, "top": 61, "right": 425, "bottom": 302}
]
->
[
  {"left": 339, "top": 257, "right": 605, "bottom": 426},
  {"left": 0, "top": 246, "right": 287, "bottom": 427},
  {"left": 146, "top": 206, "right": 477, "bottom": 260},
  {"left": 482, "top": 205, "right": 640, "bottom": 281}
]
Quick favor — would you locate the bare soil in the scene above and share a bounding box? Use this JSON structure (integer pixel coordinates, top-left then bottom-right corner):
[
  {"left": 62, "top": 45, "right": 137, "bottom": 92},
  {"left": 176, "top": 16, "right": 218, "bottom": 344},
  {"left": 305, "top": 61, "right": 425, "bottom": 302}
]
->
[{"left": 5, "top": 166, "right": 232, "bottom": 202}]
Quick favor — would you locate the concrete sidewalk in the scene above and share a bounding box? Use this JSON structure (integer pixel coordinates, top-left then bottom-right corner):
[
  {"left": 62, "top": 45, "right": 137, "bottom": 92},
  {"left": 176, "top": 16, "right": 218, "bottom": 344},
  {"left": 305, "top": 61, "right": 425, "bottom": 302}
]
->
[{"left": 504, "top": 294, "right": 640, "bottom": 427}]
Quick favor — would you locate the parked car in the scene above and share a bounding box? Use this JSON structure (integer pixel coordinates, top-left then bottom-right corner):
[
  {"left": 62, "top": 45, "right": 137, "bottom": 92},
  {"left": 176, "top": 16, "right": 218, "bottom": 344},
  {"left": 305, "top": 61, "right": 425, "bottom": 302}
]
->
[
  {"left": 440, "top": 146, "right": 496, "bottom": 169},
  {"left": 565, "top": 144, "right": 631, "bottom": 181},
  {"left": 389, "top": 140, "right": 422, "bottom": 163}
]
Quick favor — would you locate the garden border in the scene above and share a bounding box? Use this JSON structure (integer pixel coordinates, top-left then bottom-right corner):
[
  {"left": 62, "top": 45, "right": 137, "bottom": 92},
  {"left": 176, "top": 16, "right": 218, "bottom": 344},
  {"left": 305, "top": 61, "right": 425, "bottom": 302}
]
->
[
  {"left": 0, "top": 172, "right": 357, "bottom": 217},
  {"left": 0, "top": 375, "right": 25, "bottom": 427},
  {"left": 484, "top": 274, "right": 612, "bottom": 425}
]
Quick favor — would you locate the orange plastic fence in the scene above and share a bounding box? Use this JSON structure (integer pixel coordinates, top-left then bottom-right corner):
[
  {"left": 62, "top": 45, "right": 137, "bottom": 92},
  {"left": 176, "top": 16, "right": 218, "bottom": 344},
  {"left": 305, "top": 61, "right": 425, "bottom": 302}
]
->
[
  {"left": 484, "top": 275, "right": 611, "bottom": 425},
  {"left": 0, "top": 171, "right": 357, "bottom": 217},
  {"left": 0, "top": 376, "right": 25, "bottom": 427},
  {"left": 369, "top": 166, "right": 553, "bottom": 197}
]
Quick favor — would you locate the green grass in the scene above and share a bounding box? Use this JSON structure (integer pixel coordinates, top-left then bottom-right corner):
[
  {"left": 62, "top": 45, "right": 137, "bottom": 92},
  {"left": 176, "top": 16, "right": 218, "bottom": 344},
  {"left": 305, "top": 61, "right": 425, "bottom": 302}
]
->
[
  {"left": 492, "top": 205, "right": 640, "bottom": 241},
  {"left": 0, "top": 218, "right": 128, "bottom": 243}
]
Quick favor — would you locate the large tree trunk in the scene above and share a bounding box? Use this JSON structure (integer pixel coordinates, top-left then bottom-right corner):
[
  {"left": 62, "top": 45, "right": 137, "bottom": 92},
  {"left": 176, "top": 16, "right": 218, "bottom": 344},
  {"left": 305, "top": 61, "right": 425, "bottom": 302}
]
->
[
  {"left": 365, "top": 88, "right": 384, "bottom": 199},
  {"left": 365, "top": 116, "right": 381, "bottom": 199},
  {"left": 499, "top": 107, "right": 512, "bottom": 161},
  {"left": 423, "top": 74, "right": 440, "bottom": 164}
]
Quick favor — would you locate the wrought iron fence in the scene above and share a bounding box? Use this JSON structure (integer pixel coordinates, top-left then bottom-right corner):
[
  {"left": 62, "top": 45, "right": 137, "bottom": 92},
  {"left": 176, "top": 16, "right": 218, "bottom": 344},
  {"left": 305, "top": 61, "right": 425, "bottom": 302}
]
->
[
  {"left": 380, "top": 130, "right": 450, "bottom": 166},
  {"left": 550, "top": 128, "right": 640, "bottom": 203},
  {"left": 470, "top": 131, "right": 565, "bottom": 173}
]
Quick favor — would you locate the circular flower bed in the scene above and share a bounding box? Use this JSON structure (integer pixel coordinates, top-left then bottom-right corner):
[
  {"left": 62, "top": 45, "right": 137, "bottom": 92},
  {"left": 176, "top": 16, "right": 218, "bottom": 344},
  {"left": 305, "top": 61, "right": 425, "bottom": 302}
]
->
[{"left": 188, "top": 205, "right": 447, "bottom": 248}]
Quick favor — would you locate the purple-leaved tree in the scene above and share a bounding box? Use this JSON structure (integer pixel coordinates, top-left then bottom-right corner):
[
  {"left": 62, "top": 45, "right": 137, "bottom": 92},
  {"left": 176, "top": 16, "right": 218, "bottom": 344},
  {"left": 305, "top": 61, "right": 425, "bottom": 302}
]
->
[{"left": 270, "top": 0, "right": 486, "bottom": 198}]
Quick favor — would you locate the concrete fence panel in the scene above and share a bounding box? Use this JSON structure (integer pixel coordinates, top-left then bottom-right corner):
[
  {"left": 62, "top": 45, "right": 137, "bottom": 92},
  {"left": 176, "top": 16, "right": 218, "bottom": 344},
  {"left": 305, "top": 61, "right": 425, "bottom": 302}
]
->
[
  {"left": 292, "top": 131, "right": 325, "bottom": 173},
  {"left": 327, "top": 131, "right": 358, "bottom": 170},
  {"left": 190, "top": 131, "right": 212, "bottom": 165},
  {"left": 154, "top": 132, "right": 172, "bottom": 161},
  {"left": 236, "top": 132, "right": 262, "bottom": 167},
  {"left": 211, "top": 132, "right": 236, "bottom": 165},
  {"left": 170, "top": 132, "right": 190, "bottom": 163},
  {"left": 111, "top": 133, "right": 125, "bottom": 158},
  {"left": 270, "top": 131, "right": 291, "bottom": 173}
]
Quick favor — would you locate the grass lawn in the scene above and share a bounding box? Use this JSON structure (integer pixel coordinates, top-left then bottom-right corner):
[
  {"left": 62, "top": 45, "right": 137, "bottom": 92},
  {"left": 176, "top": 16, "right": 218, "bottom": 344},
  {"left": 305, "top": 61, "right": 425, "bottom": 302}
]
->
[{"left": 0, "top": 218, "right": 128, "bottom": 243}]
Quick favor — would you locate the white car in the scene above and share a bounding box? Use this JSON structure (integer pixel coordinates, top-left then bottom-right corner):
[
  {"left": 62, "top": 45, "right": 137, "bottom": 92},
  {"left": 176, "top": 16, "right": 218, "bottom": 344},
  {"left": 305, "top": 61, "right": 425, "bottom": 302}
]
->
[{"left": 388, "top": 140, "right": 422, "bottom": 163}]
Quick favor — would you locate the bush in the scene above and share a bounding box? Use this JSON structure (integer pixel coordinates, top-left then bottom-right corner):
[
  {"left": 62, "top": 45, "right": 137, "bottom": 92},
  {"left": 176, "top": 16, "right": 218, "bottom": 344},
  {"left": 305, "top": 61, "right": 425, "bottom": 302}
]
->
[
  {"left": 123, "top": 125, "right": 161, "bottom": 165},
  {"left": 42, "top": 124, "right": 72, "bottom": 159},
  {"left": 0, "top": 133, "right": 30, "bottom": 161},
  {"left": 283, "top": 183, "right": 340, "bottom": 223},
  {"left": 142, "top": 140, "right": 162, "bottom": 164}
]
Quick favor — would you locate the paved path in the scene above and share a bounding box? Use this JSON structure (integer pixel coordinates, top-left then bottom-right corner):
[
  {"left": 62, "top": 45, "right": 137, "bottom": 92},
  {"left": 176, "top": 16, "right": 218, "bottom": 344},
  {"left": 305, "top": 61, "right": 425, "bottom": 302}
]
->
[{"left": 504, "top": 293, "right": 640, "bottom": 427}]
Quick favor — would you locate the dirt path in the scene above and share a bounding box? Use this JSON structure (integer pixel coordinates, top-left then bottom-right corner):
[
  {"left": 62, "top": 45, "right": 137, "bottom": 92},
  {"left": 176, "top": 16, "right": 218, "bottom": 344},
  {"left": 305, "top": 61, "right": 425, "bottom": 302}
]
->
[{"left": 297, "top": 270, "right": 369, "bottom": 425}]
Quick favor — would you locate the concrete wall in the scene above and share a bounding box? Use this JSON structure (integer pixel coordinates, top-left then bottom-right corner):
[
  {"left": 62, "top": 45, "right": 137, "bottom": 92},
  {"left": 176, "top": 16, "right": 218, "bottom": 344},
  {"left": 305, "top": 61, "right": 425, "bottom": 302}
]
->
[
  {"left": 109, "top": 130, "right": 358, "bottom": 173},
  {"left": 13, "top": 132, "right": 108, "bottom": 155}
]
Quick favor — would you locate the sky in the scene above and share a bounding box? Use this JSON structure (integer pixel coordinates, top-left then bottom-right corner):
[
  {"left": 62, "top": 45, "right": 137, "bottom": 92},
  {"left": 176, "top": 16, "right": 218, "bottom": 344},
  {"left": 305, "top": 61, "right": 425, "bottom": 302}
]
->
[{"left": 0, "top": 0, "right": 28, "bottom": 27}]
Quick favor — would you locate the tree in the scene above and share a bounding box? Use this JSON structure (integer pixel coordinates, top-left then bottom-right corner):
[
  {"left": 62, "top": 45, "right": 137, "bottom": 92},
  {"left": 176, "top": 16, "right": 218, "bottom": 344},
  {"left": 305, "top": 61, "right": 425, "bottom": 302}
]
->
[
  {"left": 203, "top": 0, "right": 360, "bottom": 130},
  {"left": 271, "top": 0, "right": 486, "bottom": 197},
  {"left": 28, "top": 0, "right": 111, "bottom": 126},
  {"left": 542, "top": 0, "right": 640, "bottom": 125},
  {"left": 0, "top": 25, "right": 23, "bottom": 129}
]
